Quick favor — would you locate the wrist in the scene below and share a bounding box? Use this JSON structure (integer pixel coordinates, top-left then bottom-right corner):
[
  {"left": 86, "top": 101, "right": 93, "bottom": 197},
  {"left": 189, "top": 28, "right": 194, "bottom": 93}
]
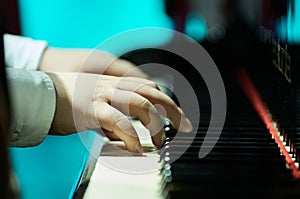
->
[{"left": 46, "top": 72, "right": 77, "bottom": 135}]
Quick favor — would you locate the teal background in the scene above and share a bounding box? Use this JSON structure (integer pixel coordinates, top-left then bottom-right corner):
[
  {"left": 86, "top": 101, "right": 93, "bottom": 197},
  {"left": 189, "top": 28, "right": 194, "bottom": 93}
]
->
[
  {"left": 287, "top": 1, "right": 300, "bottom": 43},
  {"left": 8, "top": 1, "right": 300, "bottom": 199},
  {"left": 17, "top": 0, "right": 173, "bottom": 48}
]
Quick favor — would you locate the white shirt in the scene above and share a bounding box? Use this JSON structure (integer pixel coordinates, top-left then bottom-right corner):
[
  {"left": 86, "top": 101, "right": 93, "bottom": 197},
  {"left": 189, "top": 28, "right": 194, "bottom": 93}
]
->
[{"left": 4, "top": 34, "right": 56, "bottom": 147}]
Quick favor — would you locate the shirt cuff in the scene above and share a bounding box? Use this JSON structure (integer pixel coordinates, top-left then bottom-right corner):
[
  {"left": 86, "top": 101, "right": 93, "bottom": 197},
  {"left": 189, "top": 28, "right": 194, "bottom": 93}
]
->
[
  {"left": 4, "top": 34, "right": 48, "bottom": 71},
  {"left": 6, "top": 68, "right": 56, "bottom": 147}
]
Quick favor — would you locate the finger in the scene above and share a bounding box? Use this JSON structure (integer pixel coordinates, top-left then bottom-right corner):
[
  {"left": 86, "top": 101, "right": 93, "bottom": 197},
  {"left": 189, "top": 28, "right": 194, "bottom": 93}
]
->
[
  {"left": 110, "top": 89, "right": 166, "bottom": 149},
  {"left": 106, "top": 59, "right": 150, "bottom": 79},
  {"left": 138, "top": 86, "right": 192, "bottom": 132},
  {"left": 102, "top": 129, "right": 122, "bottom": 141},
  {"left": 96, "top": 76, "right": 157, "bottom": 94},
  {"left": 116, "top": 82, "right": 193, "bottom": 133},
  {"left": 116, "top": 76, "right": 158, "bottom": 89},
  {"left": 75, "top": 50, "right": 148, "bottom": 78},
  {"left": 95, "top": 101, "right": 143, "bottom": 154},
  {"left": 92, "top": 128, "right": 121, "bottom": 141}
]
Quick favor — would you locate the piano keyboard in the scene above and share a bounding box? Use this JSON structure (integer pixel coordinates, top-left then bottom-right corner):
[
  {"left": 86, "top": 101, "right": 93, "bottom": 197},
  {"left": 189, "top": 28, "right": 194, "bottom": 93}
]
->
[
  {"left": 74, "top": 71, "right": 300, "bottom": 199},
  {"left": 82, "top": 120, "right": 165, "bottom": 199},
  {"left": 82, "top": 154, "right": 163, "bottom": 199},
  {"left": 161, "top": 71, "right": 300, "bottom": 198},
  {"left": 163, "top": 127, "right": 300, "bottom": 198}
]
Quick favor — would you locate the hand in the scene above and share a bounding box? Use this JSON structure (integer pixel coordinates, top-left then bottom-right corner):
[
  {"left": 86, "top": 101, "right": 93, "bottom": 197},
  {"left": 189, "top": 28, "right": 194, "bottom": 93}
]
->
[
  {"left": 39, "top": 47, "right": 148, "bottom": 78},
  {"left": 47, "top": 72, "right": 192, "bottom": 154}
]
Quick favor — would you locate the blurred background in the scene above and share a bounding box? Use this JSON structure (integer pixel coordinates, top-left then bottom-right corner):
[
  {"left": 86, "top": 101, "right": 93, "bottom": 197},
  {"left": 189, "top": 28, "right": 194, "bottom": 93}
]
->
[{"left": 0, "top": 0, "right": 299, "bottom": 199}]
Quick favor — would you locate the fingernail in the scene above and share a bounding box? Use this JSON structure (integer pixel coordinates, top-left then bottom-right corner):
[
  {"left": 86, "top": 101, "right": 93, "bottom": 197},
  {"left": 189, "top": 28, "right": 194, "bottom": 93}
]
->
[
  {"left": 134, "top": 144, "right": 143, "bottom": 154},
  {"left": 179, "top": 117, "right": 193, "bottom": 132}
]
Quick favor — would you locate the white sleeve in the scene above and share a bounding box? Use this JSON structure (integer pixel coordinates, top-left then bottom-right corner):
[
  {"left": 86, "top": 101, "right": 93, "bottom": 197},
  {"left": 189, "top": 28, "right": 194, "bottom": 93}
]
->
[
  {"left": 6, "top": 68, "right": 56, "bottom": 147},
  {"left": 4, "top": 34, "right": 48, "bottom": 70}
]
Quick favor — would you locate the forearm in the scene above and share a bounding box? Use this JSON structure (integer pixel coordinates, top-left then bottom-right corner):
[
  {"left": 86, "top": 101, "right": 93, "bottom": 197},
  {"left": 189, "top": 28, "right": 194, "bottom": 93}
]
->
[
  {"left": 39, "top": 47, "right": 93, "bottom": 72},
  {"left": 39, "top": 47, "right": 149, "bottom": 78}
]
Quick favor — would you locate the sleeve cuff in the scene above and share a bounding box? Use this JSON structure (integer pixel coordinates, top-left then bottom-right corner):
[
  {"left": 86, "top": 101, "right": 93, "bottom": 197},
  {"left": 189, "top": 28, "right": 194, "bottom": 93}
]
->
[
  {"left": 6, "top": 68, "right": 56, "bottom": 147},
  {"left": 4, "top": 34, "right": 48, "bottom": 71}
]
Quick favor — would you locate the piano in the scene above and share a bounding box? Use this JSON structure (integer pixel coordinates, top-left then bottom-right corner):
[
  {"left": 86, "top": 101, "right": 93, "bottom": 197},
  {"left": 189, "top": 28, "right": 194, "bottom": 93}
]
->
[{"left": 71, "top": 0, "right": 300, "bottom": 198}]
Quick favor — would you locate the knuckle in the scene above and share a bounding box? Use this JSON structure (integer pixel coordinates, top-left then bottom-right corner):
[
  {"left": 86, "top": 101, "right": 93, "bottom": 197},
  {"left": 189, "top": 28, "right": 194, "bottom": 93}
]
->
[
  {"left": 112, "top": 116, "right": 128, "bottom": 129},
  {"left": 148, "top": 88, "right": 161, "bottom": 99},
  {"left": 96, "top": 104, "right": 113, "bottom": 120},
  {"left": 136, "top": 97, "right": 152, "bottom": 111},
  {"left": 147, "top": 80, "right": 158, "bottom": 88}
]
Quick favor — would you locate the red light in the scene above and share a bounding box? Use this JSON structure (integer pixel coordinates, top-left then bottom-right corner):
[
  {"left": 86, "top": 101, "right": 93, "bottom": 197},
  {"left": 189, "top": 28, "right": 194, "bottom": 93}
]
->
[{"left": 236, "top": 68, "right": 300, "bottom": 180}]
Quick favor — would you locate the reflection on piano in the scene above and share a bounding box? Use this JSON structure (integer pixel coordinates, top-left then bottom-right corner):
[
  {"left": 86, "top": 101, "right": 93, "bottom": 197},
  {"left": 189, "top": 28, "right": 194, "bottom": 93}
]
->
[{"left": 72, "top": 0, "right": 300, "bottom": 198}]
